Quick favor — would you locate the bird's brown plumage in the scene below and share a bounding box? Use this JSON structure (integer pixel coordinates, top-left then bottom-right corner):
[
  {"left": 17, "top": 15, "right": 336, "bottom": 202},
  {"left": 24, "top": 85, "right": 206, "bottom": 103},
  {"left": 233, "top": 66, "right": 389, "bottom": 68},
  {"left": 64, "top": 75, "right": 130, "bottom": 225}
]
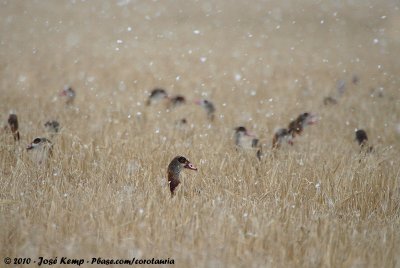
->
[
  {"left": 8, "top": 113, "right": 20, "bottom": 141},
  {"left": 167, "top": 156, "right": 197, "bottom": 196}
]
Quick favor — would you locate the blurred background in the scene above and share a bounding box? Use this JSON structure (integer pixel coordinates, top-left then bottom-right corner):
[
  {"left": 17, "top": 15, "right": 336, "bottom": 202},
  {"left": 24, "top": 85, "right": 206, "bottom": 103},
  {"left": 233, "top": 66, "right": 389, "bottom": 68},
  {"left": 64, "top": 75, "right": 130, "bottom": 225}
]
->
[{"left": 1, "top": 0, "right": 399, "bottom": 138}]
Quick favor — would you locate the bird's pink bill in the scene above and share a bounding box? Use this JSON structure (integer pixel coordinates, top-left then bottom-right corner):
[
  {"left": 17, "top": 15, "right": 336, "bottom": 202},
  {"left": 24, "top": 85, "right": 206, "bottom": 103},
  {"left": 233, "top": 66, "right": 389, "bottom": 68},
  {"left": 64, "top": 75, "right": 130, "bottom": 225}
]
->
[
  {"left": 184, "top": 162, "right": 198, "bottom": 171},
  {"left": 246, "top": 131, "right": 256, "bottom": 137},
  {"left": 308, "top": 114, "right": 319, "bottom": 125}
]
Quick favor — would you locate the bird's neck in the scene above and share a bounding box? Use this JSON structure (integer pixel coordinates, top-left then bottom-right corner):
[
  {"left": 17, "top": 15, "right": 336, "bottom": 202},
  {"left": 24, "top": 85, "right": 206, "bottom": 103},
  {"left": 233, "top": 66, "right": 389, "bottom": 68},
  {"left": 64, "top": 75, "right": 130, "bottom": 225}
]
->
[
  {"left": 168, "top": 164, "right": 182, "bottom": 196},
  {"left": 235, "top": 133, "right": 242, "bottom": 146},
  {"left": 168, "top": 164, "right": 181, "bottom": 182}
]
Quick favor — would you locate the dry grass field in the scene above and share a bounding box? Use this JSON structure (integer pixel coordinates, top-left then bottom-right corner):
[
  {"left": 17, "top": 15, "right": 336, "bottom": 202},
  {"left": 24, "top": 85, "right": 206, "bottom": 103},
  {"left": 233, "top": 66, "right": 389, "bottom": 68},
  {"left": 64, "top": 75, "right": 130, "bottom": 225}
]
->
[{"left": 1, "top": 0, "right": 400, "bottom": 267}]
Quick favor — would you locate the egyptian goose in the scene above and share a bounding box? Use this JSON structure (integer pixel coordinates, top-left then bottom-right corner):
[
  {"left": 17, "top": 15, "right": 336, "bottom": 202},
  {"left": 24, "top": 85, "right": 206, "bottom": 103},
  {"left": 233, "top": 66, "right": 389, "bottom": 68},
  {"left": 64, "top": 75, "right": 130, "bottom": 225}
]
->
[
  {"left": 336, "top": 80, "right": 346, "bottom": 97},
  {"left": 195, "top": 99, "right": 216, "bottom": 121},
  {"left": 272, "top": 128, "right": 293, "bottom": 149},
  {"left": 175, "top": 118, "right": 188, "bottom": 128},
  {"left": 352, "top": 74, "right": 359, "bottom": 85},
  {"left": 234, "top": 126, "right": 255, "bottom": 148},
  {"left": 60, "top": 86, "right": 76, "bottom": 105},
  {"left": 167, "top": 156, "right": 197, "bottom": 196},
  {"left": 288, "top": 112, "right": 317, "bottom": 137},
  {"left": 44, "top": 120, "right": 60, "bottom": 134},
  {"left": 323, "top": 96, "right": 338, "bottom": 105},
  {"left": 7, "top": 113, "right": 20, "bottom": 141},
  {"left": 146, "top": 88, "right": 168, "bottom": 106},
  {"left": 26, "top": 137, "right": 53, "bottom": 165},
  {"left": 168, "top": 95, "right": 186, "bottom": 108},
  {"left": 355, "top": 129, "right": 373, "bottom": 152},
  {"left": 234, "top": 126, "right": 262, "bottom": 159}
]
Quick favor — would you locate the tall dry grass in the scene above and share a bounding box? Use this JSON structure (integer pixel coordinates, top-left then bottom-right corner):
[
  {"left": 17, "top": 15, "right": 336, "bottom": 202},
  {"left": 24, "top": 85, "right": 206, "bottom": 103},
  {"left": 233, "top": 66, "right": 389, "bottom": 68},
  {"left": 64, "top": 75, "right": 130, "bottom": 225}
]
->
[{"left": 1, "top": 1, "right": 400, "bottom": 267}]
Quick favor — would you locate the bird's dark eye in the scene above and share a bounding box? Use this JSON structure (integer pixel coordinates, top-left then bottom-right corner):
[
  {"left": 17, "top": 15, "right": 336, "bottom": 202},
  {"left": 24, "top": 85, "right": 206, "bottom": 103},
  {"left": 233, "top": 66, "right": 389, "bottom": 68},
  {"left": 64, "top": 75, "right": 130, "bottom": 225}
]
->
[
  {"left": 178, "top": 157, "right": 186, "bottom": 163},
  {"left": 33, "top": 138, "right": 41, "bottom": 144},
  {"left": 303, "top": 113, "right": 310, "bottom": 118}
]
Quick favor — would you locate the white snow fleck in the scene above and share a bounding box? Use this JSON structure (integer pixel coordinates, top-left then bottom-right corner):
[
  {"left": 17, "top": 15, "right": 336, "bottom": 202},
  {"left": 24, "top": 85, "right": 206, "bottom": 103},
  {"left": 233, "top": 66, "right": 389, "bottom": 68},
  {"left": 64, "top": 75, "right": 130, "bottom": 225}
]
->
[
  {"left": 315, "top": 182, "right": 321, "bottom": 190},
  {"left": 373, "top": 38, "right": 379, "bottom": 44},
  {"left": 18, "top": 75, "right": 27, "bottom": 83},
  {"left": 127, "top": 161, "right": 141, "bottom": 175},
  {"left": 117, "top": 39, "right": 123, "bottom": 44},
  {"left": 200, "top": 56, "right": 207, "bottom": 63},
  {"left": 176, "top": 76, "right": 180, "bottom": 81},
  {"left": 193, "top": 29, "right": 200, "bottom": 35},
  {"left": 127, "top": 26, "right": 132, "bottom": 31},
  {"left": 328, "top": 199, "right": 335, "bottom": 209},
  {"left": 320, "top": 20, "right": 324, "bottom": 24},
  {"left": 66, "top": 33, "right": 80, "bottom": 47},
  {"left": 118, "top": 81, "right": 126, "bottom": 91},
  {"left": 117, "top": 0, "right": 131, "bottom": 6},
  {"left": 234, "top": 73, "right": 242, "bottom": 81}
]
